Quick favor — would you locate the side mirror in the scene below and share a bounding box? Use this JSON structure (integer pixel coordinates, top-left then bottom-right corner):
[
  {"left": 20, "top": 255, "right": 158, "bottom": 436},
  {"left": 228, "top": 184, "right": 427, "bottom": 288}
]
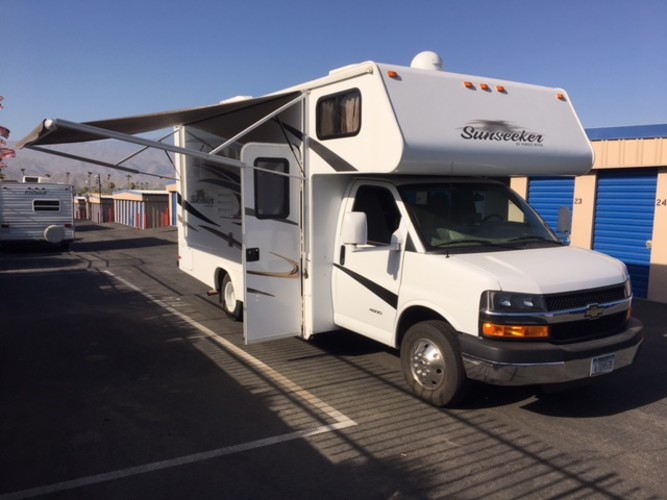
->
[
  {"left": 390, "top": 230, "right": 403, "bottom": 251},
  {"left": 341, "top": 212, "right": 367, "bottom": 245},
  {"left": 557, "top": 206, "right": 572, "bottom": 234}
]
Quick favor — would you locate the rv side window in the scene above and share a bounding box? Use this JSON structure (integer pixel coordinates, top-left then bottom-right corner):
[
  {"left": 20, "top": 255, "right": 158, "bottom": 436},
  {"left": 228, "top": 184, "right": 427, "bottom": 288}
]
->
[
  {"left": 33, "top": 199, "right": 60, "bottom": 212},
  {"left": 316, "top": 89, "right": 361, "bottom": 140},
  {"left": 254, "top": 158, "right": 289, "bottom": 219}
]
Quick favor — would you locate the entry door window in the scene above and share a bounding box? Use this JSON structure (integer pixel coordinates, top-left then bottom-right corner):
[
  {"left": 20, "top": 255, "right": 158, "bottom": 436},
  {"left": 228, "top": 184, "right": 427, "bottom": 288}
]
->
[{"left": 254, "top": 158, "right": 289, "bottom": 219}]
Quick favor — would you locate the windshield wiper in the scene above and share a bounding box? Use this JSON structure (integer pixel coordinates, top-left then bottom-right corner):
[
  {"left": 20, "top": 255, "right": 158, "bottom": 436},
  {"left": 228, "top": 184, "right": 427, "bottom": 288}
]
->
[
  {"left": 507, "top": 235, "right": 563, "bottom": 245},
  {"left": 434, "top": 239, "right": 512, "bottom": 249}
]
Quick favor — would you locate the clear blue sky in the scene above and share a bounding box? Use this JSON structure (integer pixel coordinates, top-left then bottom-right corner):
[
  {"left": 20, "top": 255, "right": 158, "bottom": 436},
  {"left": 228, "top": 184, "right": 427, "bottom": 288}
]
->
[{"left": 2, "top": 0, "right": 666, "bottom": 141}]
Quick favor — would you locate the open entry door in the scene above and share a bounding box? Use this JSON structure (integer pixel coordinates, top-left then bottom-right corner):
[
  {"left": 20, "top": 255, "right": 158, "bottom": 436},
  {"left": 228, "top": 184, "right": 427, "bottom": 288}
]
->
[{"left": 241, "top": 143, "right": 303, "bottom": 344}]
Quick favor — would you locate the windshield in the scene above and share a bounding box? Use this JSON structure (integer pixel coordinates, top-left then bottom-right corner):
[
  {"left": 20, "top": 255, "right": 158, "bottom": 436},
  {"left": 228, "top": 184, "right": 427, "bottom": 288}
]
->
[{"left": 399, "top": 181, "right": 561, "bottom": 253}]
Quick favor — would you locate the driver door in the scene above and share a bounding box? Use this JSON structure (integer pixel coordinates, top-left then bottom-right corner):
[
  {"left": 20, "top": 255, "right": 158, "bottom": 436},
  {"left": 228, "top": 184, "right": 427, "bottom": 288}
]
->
[{"left": 332, "top": 183, "right": 405, "bottom": 345}]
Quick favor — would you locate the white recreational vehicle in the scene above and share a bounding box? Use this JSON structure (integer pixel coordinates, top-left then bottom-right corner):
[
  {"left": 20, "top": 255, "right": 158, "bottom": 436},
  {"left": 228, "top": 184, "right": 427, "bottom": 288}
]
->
[
  {"left": 0, "top": 179, "right": 75, "bottom": 248},
  {"left": 17, "top": 52, "right": 642, "bottom": 406}
]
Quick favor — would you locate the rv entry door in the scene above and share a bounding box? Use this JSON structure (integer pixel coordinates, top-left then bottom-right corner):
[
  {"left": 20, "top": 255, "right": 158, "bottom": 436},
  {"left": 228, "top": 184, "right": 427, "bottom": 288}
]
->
[{"left": 241, "top": 143, "right": 303, "bottom": 344}]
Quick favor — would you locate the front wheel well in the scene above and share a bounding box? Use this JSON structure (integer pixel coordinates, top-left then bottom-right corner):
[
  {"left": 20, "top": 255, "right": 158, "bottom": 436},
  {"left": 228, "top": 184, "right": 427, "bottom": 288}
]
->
[
  {"left": 396, "top": 306, "right": 450, "bottom": 348},
  {"left": 214, "top": 268, "right": 229, "bottom": 291}
]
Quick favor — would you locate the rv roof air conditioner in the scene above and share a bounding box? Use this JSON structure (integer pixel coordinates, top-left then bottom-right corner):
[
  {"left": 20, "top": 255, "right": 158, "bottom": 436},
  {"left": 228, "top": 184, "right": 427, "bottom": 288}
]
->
[{"left": 410, "top": 51, "right": 443, "bottom": 71}]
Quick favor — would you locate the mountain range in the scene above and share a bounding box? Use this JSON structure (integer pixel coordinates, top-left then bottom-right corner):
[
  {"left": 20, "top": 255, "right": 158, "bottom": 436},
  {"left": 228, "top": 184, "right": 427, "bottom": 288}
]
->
[{"left": 3, "top": 140, "right": 177, "bottom": 192}]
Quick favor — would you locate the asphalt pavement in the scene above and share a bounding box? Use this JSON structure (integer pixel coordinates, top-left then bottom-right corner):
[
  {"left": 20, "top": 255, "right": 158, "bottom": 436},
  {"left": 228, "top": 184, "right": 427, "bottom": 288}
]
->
[{"left": 1, "top": 222, "right": 666, "bottom": 499}]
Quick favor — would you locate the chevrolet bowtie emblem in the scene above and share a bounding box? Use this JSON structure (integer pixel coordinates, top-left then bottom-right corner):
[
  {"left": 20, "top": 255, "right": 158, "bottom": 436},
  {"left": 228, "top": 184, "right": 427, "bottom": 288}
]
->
[{"left": 584, "top": 303, "right": 605, "bottom": 320}]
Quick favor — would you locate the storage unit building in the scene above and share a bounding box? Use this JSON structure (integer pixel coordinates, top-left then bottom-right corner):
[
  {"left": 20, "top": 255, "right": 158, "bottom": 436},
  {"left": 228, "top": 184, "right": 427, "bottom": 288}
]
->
[
  {"left": 88, "top": 195, "right": 114, "bottom": 223},
  {"left": 527, "top": 176, "right": 575, "bottom": 242},
  {"left": 512, "top": 124, "right": 667, "bottom": 302},
  {"left": 113, "top": 190, "right": 169, "bottom": 229},
  {"left": 166, "top": 182, "right": 178, "bottom": 226},
  {"left": 74, "top": 196, "right": 88, "bottom": 220}
]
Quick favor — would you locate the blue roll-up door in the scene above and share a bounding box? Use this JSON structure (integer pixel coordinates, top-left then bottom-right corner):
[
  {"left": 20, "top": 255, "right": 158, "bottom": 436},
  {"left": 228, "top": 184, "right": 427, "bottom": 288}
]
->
[
  {"left": 593, "top": 170, "right": 656, "bottom": 299},
  {"left": 528, "top": 177, "right": 575, "bottom": 242}
]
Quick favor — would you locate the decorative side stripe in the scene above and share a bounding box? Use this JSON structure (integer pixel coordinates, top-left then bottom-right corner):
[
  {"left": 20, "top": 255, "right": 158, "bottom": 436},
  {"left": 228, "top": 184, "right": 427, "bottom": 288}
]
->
[
  {"left": 246, "top": 288, "right": 275, "bottom": 297},
  {"left": 333, "top": 263, "right": 398, "bottom": 309},
  {"left": 244, "top": 207, "right": 299, "bottom": 226},
  {"left": 201, "top": 178, "right": 240, "bottom": 192},
  {"left": 309, "top": 140, "right": 358, "bottom": 172},
  {"left": 200, "top": 226, "right": 242, "bottom": 249},
  {"left": 182, "top": 200, "right": 219, "bottom": 227},
  {"left": 282, "top": 123, "right": 357, "bottom": 173},
  {"left": 247, "top": 252, "right": 299, "bottom": 279}
]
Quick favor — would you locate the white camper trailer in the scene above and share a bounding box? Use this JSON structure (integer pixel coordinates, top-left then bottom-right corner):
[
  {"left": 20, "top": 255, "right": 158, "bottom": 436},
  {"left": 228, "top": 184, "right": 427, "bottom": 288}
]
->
[
  {"left": 0, "top": 181, "right": 75, "bottom": 248},
  {"left": 17, "top": 52, "right": 642, "bottom": 406}
]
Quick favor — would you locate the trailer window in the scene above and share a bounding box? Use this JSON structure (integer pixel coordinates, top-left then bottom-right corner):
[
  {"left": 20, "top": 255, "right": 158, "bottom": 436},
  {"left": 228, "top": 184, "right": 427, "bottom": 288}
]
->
[
  {"left": 33, "top": 199, "right": 60, "bottom": 212},
  {"left": 254, "top": 158, "right": 289, "bottom": 219},
  {"left": 316, "top": 89, "right": 361, "bottom": 140}
]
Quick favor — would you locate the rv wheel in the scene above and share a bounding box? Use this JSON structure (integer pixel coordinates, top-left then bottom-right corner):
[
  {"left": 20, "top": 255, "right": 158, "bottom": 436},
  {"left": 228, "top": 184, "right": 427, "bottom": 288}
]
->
[
  {"left": 221, "top": 274, "right": 243, "bottom": 321},
  {"left": 400, "top": 320, "right": 465, "bottom": 407}
]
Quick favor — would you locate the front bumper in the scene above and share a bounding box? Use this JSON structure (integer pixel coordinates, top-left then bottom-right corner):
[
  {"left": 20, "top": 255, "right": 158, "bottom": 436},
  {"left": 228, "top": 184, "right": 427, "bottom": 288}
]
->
[{"left": 459, "top": 317, "right": 643, "bottom": 386}]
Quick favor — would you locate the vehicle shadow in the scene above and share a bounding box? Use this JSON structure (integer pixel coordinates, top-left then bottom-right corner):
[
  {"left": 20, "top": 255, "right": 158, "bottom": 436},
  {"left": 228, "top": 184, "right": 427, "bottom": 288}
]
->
[
  {"left": 522, "top": 300, "right": 667, "bottom": 417},
  {"left": 457, "top": 299, "right": 667, "bottom": 417},
  {"left": 308, "top": 329, "right": 390, "bottom": 355},
  {"left": 73, "top": 223, "right": 115, "bottom": 232},
  {"left": 73, "top": 237, "right": 174, "bottom": 252}
]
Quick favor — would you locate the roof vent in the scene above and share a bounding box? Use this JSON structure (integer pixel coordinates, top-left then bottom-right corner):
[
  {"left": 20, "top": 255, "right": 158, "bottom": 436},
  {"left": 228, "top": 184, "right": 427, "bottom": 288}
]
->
[{"left": 410, "top": 51, "right": 443, "bottom": 71}]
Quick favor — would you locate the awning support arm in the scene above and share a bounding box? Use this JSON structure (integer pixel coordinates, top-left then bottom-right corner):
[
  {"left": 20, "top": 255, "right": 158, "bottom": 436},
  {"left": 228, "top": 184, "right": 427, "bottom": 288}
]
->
[
  {"left": 209, "top": 93, "right": 306, "bottom": 155},
  {"left": 36, "top": 118, "right": 244, "bottom": 170},
  {"left": 27, "top": 146, "right": 177, "bottom": 180},
  {"left": 114, "top": 128, "right": 180, "bottom": 168}
]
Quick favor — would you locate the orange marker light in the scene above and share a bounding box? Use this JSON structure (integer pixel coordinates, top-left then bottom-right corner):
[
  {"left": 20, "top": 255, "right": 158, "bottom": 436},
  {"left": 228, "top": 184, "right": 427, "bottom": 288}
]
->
[
  {"left": 482, "top": 323, "right": 550, "bottom": 339},
  {"left": 464, "top": 81, "right": 475, "bottom": 89},
  {"left": 556, "top": 92, "right": 567, "bottom": 101},
  {"left": 496, "top": 85, "right": 507, "bottom": 93},
  {"left": 387, "top": 70, "right": 399, "bottom": 79},
  {"left": 480, "top": 83, "right": 490, "bottom": 91}
]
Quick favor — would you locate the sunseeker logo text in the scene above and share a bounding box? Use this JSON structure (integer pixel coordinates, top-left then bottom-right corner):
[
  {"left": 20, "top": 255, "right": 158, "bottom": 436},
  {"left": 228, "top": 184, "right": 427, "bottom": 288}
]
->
[{"left": 461, "top": 120, "right": 544, "bottom": 147}]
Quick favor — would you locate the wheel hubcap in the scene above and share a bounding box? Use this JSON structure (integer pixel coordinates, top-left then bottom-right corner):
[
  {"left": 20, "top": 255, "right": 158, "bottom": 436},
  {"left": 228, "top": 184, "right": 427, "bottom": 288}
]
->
[
  {"left": 410, "top": 339, "right": 445, "bottom": 389},
  {"left": 224, "top": 282, "right": 236, "bottom": 310}
]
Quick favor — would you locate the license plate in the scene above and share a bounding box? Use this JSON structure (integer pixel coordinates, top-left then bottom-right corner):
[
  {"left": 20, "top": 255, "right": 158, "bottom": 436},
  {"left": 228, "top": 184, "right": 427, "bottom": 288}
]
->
[{"left": 590, "top": 353, "right": 615, "bottom": 376}]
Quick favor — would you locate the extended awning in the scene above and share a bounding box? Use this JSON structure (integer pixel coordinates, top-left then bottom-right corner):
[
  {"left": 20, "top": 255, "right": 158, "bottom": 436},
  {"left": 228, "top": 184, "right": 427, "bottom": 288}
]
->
[
  {"left": 18, "top": 92, "right": 303, "bottom": 148},
  {"left": 16, "top": 91, "right": 304, "bottom": 177}
]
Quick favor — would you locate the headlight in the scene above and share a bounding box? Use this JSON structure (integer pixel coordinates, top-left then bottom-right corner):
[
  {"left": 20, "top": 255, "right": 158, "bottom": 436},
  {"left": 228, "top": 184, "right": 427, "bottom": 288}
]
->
[
  {"left": 481, "top": 290, "right": 547, "bottom": 313},
  {"left": 624, "top": 279, "right": 633, "bottom": 299},
  {"left": 480, "top": 291, "right": 549, "bottom": 339}
]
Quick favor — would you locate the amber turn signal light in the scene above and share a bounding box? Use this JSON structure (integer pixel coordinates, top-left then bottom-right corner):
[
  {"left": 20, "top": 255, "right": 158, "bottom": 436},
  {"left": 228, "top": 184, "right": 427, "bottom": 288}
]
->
[{"left": 482, "top": 323, "right": 550, "bottom": 339}]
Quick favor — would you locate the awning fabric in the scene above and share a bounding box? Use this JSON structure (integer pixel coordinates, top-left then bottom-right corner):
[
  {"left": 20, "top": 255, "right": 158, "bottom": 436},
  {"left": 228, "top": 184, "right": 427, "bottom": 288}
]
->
[{"left": 17, "top": 92, "right": 302, "bottom": 149}]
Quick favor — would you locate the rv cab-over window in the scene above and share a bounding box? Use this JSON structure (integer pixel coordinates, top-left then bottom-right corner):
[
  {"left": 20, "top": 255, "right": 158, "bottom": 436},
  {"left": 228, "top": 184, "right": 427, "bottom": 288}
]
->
[{"left": 316, "top": 89, "right": 361, "bottom": 140}]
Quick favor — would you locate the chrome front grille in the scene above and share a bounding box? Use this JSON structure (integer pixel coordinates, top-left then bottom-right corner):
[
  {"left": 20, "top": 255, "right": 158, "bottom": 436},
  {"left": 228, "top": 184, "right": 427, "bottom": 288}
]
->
[
  {"left": 545, "top": 284, "right": 628, "bottom": 343},
  {"left": 545, "top": 285, "right": 626, "bottom": 312}
]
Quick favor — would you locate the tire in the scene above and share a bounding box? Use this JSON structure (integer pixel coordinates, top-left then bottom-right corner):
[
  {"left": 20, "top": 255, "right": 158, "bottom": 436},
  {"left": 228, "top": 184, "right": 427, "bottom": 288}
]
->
[
  {"left": 220, "top": 273, "right": 243, "bottom": 321},
  {"left": 400, "top": 320, "right": 465, "bottom": 407}
]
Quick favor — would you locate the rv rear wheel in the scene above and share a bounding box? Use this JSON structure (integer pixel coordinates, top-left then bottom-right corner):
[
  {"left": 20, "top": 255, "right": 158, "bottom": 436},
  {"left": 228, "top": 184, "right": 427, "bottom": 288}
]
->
[
  {"left": 400, "top": 320, "right": 465, "bottom": 407},
  {"left": 221, "top": 273, "right": 243, "bottom": 321}
]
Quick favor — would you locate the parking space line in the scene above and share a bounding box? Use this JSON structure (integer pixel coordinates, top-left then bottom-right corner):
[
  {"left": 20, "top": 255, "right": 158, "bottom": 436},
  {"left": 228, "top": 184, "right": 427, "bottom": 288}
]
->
[
  {"left": 0, "top": 422, "right": 354, "bottom": 500},
  {"left": 105, "top": 270, "right": 357, "bottom": 427},
  {"left": 0, "top": 270, "right": 356, "bottom": 500}
]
